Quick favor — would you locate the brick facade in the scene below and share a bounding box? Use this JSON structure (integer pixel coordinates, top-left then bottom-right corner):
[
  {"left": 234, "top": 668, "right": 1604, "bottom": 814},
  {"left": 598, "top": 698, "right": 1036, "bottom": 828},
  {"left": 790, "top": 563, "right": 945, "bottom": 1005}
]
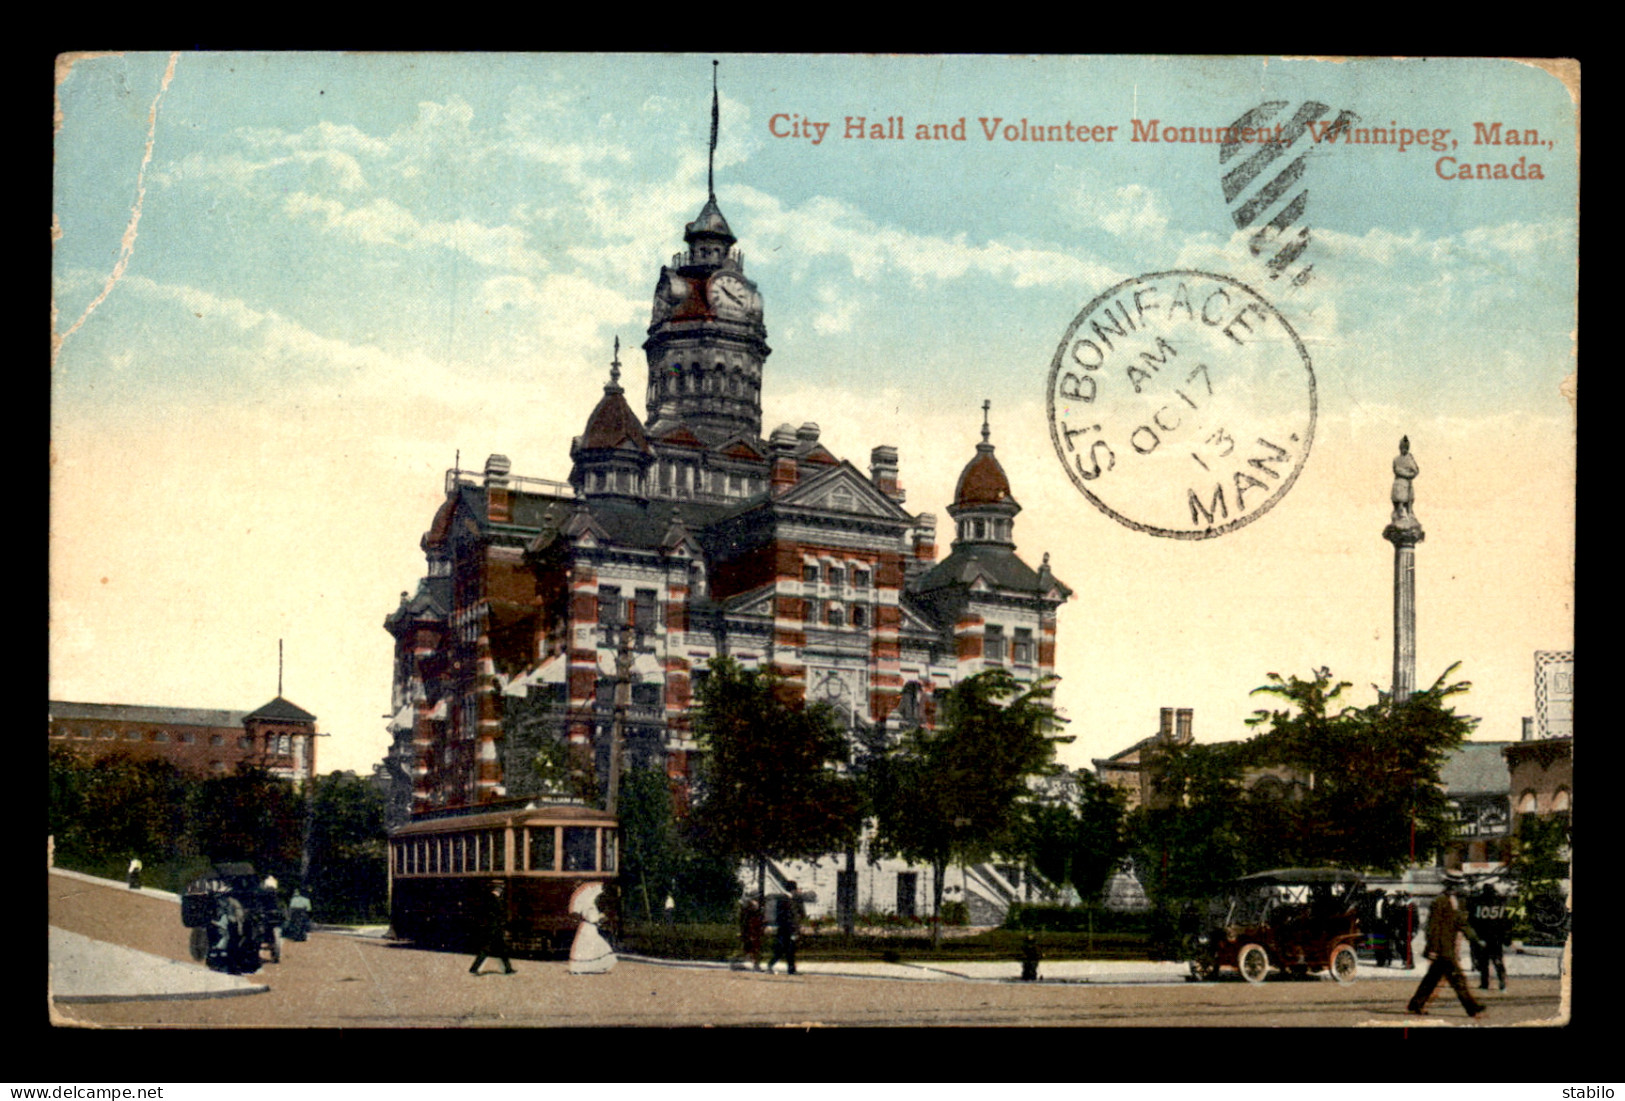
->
[
  {"left": 49, "top": 698, "right": 319, "bottom": 785},
  {"left": 383, "top": 189, "right": 1070, "bottom": 920}
]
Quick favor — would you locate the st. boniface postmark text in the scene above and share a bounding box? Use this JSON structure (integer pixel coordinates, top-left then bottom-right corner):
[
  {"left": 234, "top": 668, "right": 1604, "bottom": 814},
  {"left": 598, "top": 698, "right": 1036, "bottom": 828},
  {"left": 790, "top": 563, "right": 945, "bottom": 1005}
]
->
[{"left": 1047, "top": 270, "right": 1317, "bottom": 539}]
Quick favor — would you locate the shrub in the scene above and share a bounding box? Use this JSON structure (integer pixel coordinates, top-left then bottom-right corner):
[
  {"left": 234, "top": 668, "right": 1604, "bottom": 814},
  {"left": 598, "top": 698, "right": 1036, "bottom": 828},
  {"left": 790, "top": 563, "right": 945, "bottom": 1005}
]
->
[{"left": 1004, "top": 903, "right": 1152, "bottom": 935}]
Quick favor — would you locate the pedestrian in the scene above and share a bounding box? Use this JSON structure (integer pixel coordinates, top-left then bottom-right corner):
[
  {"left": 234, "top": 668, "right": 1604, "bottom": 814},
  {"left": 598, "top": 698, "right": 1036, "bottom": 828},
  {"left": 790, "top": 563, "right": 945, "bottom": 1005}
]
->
[
  {"left": 286, "top": 886, "right": 312, "bottom": 941},
  {"left": 1367, "top": 889, "right": 1392, "bottom": 967},
  {"left": 469, "top": 882, "right": 515, "bottom": 976},
  {"left": 768, "top": 881, "right": 803, "bottom": 975},
  {"left": 568, "top": 882, "right": 617, "bottom": 974},
  {"left": 1471, "top": 883, "right": 1509, "bottom": 992},
  {"left": 739, "top": 897, "right": 765, "bottom": 971},
  {"left": 1406, "top": 881, "right": 1486, "bottom": 1019},
  {"left": 664, "top": 893, "right": 677, "bottom": 928},
  {"left": 126, "top": 857, "right": 143, "bottom": 890},
  {"left": 1391, "top": 891, "right": 1417, "bottom": 969}
]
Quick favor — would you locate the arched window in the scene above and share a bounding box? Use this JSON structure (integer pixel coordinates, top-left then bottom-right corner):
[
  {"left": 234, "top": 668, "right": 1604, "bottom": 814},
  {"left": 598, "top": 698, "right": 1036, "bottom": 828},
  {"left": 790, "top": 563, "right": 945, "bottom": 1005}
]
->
[
  {"left": 1517, "top": 790, "right": 1538, "bottom": 814},
  {"left": 1550, "top": 787, "right": 1570, "bottom": 812}
]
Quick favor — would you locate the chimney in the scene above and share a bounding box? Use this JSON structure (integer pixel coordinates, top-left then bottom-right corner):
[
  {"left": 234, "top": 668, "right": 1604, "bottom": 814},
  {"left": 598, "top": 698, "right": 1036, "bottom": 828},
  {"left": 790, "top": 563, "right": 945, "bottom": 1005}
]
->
[
  {"left": 912, "top": 513, "right": 936, "bottom": 560},
  {"left": 1522, "top": 716, "right": 1535, "bottom": 741},
  {"left": 484, "top": 454, "right": 512, "bottom": 523},
  {"left": 769, "top": 424, "right": 799, "bottom": 497},
  {"left": 1176, "top": 708, "right": 1193, "bottom": 744},
  {"left": 1159, "top": 708, "right": 1175, "bottom": 742},
  {"left": 870, "top": 445, "right": 905, "bottom": 503},
  {"left": 796, "top": 422, "right": 821, "bottom": 447}
]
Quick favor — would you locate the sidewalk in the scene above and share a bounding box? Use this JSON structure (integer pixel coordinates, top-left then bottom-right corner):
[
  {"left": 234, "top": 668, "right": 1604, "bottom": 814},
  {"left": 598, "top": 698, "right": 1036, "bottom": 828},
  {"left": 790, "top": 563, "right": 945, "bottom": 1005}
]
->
[{"left": 49, "top": 927, "right": 268, "bottom": 1004}]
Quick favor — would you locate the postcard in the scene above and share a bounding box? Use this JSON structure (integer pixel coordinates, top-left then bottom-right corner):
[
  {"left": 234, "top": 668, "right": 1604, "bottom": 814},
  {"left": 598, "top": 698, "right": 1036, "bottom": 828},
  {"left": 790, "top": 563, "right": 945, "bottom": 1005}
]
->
[{"left": 50, "top": 53, "right": 1575, "bottom": 1031}]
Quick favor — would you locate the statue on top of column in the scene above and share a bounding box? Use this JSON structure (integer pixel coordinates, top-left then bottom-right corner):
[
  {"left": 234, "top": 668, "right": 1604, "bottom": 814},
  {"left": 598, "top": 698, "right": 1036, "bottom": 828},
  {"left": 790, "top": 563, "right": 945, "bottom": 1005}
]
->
[
  {"left": 1384, "top": 436, "right": 1424, "bottom": 542},
  {"left": 1391, "top": 436, "right": 1418, "bottom": 520}
]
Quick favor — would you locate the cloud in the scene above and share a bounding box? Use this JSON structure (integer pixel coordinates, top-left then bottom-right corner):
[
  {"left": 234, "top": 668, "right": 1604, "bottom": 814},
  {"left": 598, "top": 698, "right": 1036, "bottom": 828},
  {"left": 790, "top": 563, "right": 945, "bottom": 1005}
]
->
[
  {"left": 731, "top": 186, "right": 1122, "bottom": 291},
  {"left": 283, "top": 192, "right": 545, "bottom": 272},
  {"left": 1096, "top": 184, "right": 1170, "bottom": 237},
  {"left": 811, "top": 284, "right": 857, "bottom": 335}
]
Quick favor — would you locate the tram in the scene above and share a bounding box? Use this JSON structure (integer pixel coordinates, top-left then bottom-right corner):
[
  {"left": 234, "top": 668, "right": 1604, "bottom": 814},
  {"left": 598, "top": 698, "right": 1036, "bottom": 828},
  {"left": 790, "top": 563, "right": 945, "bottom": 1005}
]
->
[{"left": 389, "top": 802, "right": 618, "bottom": 954}]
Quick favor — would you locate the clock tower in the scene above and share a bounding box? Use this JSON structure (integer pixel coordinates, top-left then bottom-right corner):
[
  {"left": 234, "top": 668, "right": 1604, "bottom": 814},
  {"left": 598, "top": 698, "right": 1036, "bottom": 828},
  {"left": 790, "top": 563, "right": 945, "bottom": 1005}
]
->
[
  {"left": 642, "top": 73, "right": 770, "bottom": 446},
  {"left": 642, "top": 196, "right": 770, "bottom": 445}
]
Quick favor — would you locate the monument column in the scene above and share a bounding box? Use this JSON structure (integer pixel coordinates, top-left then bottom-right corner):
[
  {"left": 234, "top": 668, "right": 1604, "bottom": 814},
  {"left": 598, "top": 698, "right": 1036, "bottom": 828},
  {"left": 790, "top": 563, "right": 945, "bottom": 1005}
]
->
[{"left": 1382, "top": 437, "right": 1425, "bottom": 702}]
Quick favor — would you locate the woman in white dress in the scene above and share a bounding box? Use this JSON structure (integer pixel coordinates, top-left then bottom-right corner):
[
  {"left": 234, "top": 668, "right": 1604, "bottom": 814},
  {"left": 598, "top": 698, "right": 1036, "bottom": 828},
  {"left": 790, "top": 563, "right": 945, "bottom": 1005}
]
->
[{"left": 567, "top": 882, "right": 616, "bottom": 974}]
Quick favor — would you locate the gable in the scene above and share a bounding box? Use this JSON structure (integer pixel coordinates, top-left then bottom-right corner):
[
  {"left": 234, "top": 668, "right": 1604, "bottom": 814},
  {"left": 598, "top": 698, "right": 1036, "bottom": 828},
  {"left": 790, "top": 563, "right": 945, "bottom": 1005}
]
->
[
  {"left": 778, "top": 462, "right": 911, "bottom": 521},
  {"left": 654, "top": 424, "right": 707, "bottom": 449},
  {"left": 718, "top": 437, "right": 767, "bottom": 461}
]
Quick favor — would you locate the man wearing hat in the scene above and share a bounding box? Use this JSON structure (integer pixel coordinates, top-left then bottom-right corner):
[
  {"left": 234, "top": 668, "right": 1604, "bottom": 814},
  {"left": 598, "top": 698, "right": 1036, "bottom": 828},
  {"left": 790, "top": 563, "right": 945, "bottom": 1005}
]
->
[
  {"left": 1470, "top": 883, "right": 1510, "bottom": 992},
  {"left": 1407, "top": 879, "right": 1486, "bottom": 1018}
]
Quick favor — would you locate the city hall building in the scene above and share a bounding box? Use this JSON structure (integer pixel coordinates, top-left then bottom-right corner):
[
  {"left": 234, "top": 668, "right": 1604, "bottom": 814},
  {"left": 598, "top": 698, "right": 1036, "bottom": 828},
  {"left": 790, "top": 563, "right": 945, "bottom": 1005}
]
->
[{"left": 384, "top": 175, "right": 1069, "bottom": 920}]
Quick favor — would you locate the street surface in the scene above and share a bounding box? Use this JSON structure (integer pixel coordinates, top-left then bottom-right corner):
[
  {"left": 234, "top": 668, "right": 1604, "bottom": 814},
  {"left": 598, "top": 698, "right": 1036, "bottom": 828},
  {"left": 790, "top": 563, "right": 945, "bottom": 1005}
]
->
[{"left": 50, "top": 871, "right": 1566, "bottom": 1029}]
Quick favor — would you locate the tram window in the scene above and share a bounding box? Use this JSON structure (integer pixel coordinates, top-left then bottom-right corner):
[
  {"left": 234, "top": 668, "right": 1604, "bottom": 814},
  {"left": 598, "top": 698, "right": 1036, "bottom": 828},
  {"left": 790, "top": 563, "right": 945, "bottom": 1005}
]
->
[
  {"left": 529, "top": 827, "right": 556, "bottom": 872},
  {"left": 601, "top": 830, "right": 617, "bottom": 873},
  {"left": 478, "top": 832, "right": 492, "bottom": 872},
  {"left": 564, "top": 827, "right": 597, "bottom": 872}
]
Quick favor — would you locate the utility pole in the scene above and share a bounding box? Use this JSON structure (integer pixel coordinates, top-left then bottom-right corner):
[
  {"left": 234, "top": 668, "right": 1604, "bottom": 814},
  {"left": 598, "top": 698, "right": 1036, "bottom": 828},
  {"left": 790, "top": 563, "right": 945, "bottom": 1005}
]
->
[{"left": 606, "top": 621, "right": 633, "bottom": 815}]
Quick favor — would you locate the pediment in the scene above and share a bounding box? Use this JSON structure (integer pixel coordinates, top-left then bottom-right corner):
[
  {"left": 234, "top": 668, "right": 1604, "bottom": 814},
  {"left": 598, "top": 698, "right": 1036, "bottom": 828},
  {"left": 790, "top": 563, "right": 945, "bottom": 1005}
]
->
[
  {"left": 716, "top": 436, "right": 766, "bottom": 461},
  {"left": 722, "top": 583, "right": 777, "bottom": 617},
  {"left": 654, "top": 424, "right": 707, "bottom": 448},
  {"left": 778, "top": 462, "right": 911, "bottom": 520},
  {"left": 800, "top": 444, "right": 839, "bottom": 466},
  {"left": 897, "top": 599, "right": 938, "bottom": 635}
]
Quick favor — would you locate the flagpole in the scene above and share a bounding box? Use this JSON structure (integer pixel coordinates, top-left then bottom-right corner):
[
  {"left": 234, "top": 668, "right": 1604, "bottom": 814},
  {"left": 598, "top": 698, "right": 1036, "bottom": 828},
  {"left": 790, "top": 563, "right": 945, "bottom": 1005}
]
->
[{"left": 709, "top": 59, "right": 719, "bottom": 201}]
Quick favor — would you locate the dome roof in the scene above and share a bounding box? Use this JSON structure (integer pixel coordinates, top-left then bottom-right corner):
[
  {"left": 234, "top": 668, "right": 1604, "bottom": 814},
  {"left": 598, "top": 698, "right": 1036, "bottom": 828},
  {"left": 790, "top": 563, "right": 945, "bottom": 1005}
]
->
[
  {"left": 954, "top": 444, "right": 1014, "bottom": 508},
  {"left": 579, "top": 342, "right": 650, "bottom": 454},
  {"left": 684, "top": 196, "right": 735, "bottom": 242},
  {"left": 581, "top": 381, "right": 650, "bottom": 454}
]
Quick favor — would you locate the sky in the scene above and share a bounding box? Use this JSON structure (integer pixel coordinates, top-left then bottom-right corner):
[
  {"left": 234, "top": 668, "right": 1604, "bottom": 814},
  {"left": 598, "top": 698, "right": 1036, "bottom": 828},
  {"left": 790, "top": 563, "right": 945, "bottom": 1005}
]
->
[{"left": 51, "top": 53, "right": 1577, "bottom": 778}]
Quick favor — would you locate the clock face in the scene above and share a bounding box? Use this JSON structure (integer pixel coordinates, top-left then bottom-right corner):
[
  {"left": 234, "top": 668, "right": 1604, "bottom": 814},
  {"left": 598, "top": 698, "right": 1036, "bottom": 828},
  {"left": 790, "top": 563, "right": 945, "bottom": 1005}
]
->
[{"left": 708, "top": 272, "right": 756, "bottom": 319}]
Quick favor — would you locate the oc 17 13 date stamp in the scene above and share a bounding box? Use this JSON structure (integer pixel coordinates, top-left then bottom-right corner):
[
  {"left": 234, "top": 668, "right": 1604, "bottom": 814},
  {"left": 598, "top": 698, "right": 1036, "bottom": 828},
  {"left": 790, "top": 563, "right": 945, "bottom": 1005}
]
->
[{"left": 1047, "top": 270, "right": 1316, "bottom": 539}]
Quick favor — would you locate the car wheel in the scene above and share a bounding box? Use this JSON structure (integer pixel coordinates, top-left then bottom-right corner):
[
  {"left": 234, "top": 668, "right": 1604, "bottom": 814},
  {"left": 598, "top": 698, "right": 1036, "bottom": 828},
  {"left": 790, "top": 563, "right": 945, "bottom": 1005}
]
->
[
  {"left": 188, "top": 927, "right": 208, "bottom": 962},
  {"left": 1329, "top": 944, "right": 1358, "bottom": 984},
  {"left": 1188, "top": 957, "right": 1217, "bottom": 983},
  {"left": 1238, "top": 943, "right": 1270, "bottom": 984}
]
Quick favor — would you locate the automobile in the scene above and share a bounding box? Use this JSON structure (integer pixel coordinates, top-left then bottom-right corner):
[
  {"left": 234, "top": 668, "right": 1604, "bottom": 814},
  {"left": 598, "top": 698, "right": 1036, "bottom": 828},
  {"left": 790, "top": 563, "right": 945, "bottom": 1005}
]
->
[
  {"left": 1182, "top": 867, "right": 1365, "bottom": 984},
  {"left": 181, "top": 861, "right": 284, "bottom": 973}
]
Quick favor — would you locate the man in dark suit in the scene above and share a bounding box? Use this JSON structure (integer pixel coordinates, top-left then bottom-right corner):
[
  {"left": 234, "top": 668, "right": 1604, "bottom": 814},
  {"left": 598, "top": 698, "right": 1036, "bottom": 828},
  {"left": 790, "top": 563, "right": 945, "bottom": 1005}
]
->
[
  {"left": 768, "top": 881, "right": 803, "bottom": 975},
  {"left": 469, "top": 883, "right": 516, "bottom": 976}
]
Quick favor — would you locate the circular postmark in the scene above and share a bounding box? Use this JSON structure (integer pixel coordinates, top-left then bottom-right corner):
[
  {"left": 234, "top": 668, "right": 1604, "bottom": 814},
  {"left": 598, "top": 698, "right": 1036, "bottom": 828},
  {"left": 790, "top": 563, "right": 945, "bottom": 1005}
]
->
[{"left": 1046, "top": 270, "right": 1315, "bottom": 539}]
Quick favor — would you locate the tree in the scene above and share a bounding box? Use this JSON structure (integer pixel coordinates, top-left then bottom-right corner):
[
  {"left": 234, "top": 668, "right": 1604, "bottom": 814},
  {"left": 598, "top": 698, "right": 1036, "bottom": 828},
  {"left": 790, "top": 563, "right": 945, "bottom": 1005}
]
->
[
  {"left": 687, "top": 658, "right": 860, "bottom": 901},
  {"left": 48, "top": 748, "right": 195, "bottom": 871},
  {"left": 1245, "top": 664, "right": 1477, "bottom": 872},
  {"left": 1125, "top": 739, "right": 1250, "bottom": 908},
  {"left": 617, "top": 764, "right": 681, "bottom": 923},
  {"left": 1506, "top": 813, "right": 1570, "bottom": 940},
  {"left": 1022, "top": 769, "right": 1128, "bottom": 903},
  {"left": 189, "top": 767, "right": 305, "bottom": 886},
  {"left": 870, "top": 669, "right": 1061, "bottom": 943},
  {"left": 305, "top": 771, "right": 390, "bottom": 922}
]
